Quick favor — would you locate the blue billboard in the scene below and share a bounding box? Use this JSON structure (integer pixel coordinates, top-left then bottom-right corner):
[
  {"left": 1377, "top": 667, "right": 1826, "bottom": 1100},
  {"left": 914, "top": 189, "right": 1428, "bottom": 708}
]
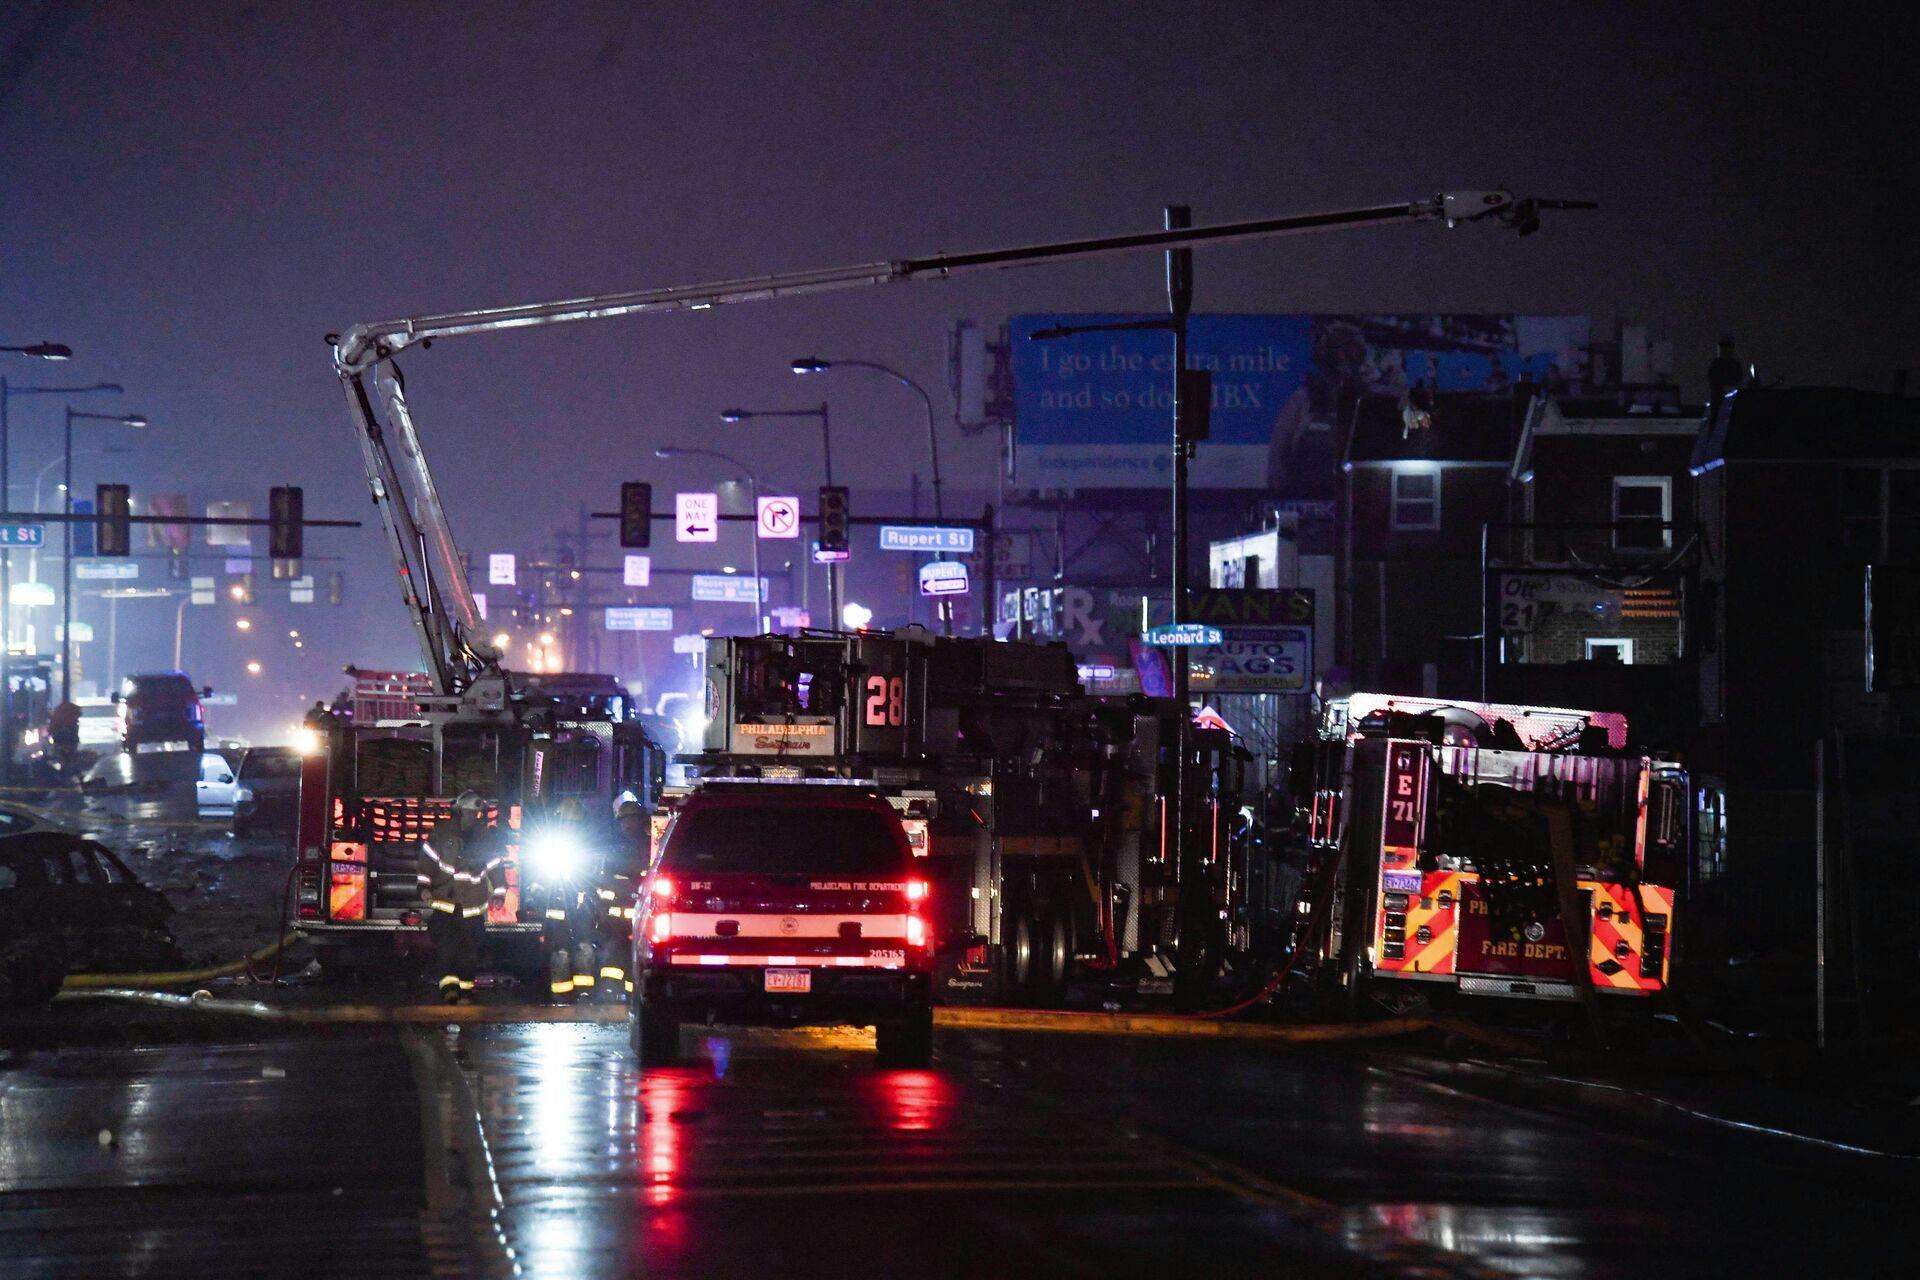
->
[{"left": 1011, "top": 314, "right": 1589, "bottom": 492}]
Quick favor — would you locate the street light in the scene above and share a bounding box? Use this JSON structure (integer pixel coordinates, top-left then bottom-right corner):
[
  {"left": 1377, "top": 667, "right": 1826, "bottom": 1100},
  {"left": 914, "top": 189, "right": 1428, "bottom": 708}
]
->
[
  {"left": 656, "top": 445, "right": 763, "bottom": 633},
  {"left": 0, "top": 377, "right": 118, "bottom": 780},
  {"left": 719, "top": 402, "right": 839, "bottom": 626},
  {"left": 792, "top": 356, "right": 951, "bottom": 634},
  {"left": 0, "top": 343, "right": 72, "bottom": 361},
  {"left": 60, "top": 407, "right": 149, "bottom": 702}
]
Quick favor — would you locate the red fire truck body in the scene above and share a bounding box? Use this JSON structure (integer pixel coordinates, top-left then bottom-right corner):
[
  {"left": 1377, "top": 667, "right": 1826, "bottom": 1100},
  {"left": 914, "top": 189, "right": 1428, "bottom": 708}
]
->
[
  {"left": 1304, "top": 694, "right": 1686, "bottom": 1005},
  {"left": 293, "top": 669, "right": 661, "bottom": 972}
]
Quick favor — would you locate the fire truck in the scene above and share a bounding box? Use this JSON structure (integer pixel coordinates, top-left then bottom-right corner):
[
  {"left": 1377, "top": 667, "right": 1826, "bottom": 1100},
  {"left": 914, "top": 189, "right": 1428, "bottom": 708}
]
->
[
  {"left": 667, "top": 630, "right": 1284, "bottom": 1004},
  {"left": 1295, "top": 693, "right": 1686, "bottom": 1009},
  {"left": 293, "top": 665, "right": 663, "bottom": 972}
]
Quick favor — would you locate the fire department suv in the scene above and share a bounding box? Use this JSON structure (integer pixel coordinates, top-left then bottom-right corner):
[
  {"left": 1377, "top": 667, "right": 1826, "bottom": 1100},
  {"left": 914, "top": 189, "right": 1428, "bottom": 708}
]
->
[
  {"left": 1300, "top": 694, "right": 1686, "bottom": 1008},
  {"left": 630, "top": 781, "right": 935, "bottom": 1068}
]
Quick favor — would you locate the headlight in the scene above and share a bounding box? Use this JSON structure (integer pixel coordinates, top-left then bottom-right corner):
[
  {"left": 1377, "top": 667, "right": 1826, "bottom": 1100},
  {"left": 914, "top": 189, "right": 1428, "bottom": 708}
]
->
[
  {"left": 292, "top": 726, "right": 324, "bottom": 755},
  {"left": 525, "top": 829, "right": 586, "bottom": 883}
]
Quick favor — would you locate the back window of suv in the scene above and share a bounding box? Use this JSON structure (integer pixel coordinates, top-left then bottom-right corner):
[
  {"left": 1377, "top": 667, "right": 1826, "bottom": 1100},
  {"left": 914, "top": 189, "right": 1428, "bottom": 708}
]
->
[{"left": 665, "top": 802, "right": 904, "bottom": 876}]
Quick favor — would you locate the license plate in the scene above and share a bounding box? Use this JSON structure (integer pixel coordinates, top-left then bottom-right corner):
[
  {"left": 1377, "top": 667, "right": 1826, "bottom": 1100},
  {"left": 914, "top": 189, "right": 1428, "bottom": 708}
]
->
[{"left": 764, "top": 968, "right": 811, "bottom": 993}]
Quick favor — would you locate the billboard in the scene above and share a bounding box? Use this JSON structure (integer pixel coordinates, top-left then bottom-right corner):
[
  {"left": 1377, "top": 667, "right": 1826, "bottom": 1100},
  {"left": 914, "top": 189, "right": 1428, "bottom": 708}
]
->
[{"left": 1011, "top": 314, "right": 1589, "bottom": 492}]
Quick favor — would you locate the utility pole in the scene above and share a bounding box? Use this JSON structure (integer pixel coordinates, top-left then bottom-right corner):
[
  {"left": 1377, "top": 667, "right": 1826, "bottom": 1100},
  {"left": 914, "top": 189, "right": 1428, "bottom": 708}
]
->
[
  {"left": 1026, "top": 208, "right": 1209, "bottom": 1004},
  {"left": 1164, "top": 205, "right": 1207, "bottom": 1010}
]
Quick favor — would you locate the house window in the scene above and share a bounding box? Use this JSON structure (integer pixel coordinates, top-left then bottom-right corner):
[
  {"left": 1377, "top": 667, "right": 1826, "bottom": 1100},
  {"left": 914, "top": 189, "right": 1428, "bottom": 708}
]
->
[
  {"left": 1584, "top": 638, "right": 1634, "bottom": 664},
  {"left": 1613, "top": 476, "right": 1671, "bottom": 551},
  {"left": 1389, "top": 467, "right": 1440, "bottom": 531},
  {"left": 1695, "top": 785, "right": 1727, "bottom": 885}
]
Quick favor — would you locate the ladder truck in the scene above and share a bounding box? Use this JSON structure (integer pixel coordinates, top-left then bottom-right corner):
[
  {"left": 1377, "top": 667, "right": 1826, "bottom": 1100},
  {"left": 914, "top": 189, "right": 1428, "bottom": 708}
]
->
[
  {"left": 301, "top": 188, "right": 1587, "bottom": 976},
  {"left": 678, "top": 629, "right": 1281, "bottom": 1004}
]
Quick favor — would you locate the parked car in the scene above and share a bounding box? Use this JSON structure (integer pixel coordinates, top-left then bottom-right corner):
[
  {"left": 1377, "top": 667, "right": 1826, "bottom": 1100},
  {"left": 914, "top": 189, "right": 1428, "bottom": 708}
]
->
[
  {"left": 0, "top": 831, "right": 178, "bottom": 1007},
  {"left": 196, "top": 751, "right": 240, "bottom": 813},
  {"left": 233, "top": 746, "right": 302, "bottom": 836},
  {"left": 0, "top": 804, "right": 49, "bottom": 837}
]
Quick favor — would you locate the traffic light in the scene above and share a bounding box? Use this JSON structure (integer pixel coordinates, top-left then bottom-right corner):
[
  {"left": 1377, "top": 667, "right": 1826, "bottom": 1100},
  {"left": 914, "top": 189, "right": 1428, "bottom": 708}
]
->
[
  {"left": 819, "top": 485, "right": 849, "bottom": 553},
  {"left": 269, "top": 486, "right": 304, "bottom": 560},
  {"left": 620, "top": 481, "right": 652, "bottom": 548},
  {"left": 95, "top": 484, "right": 131, "bottom": 557}
]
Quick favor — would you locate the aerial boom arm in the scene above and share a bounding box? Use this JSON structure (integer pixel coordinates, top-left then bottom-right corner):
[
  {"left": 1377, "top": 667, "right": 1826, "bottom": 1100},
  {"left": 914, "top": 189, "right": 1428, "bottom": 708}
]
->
[
  {"left": 330, "top": 187, "right": 1590, "bottom": 691},
  {"left": 333, "top": 190, "right": 1583, "bottom": 372}
]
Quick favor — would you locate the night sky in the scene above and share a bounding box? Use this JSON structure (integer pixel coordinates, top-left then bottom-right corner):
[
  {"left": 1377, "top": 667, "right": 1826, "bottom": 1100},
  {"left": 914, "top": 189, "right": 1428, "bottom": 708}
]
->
[{"left": 3, "top": 1, "right": 1912, "bottom": 735}]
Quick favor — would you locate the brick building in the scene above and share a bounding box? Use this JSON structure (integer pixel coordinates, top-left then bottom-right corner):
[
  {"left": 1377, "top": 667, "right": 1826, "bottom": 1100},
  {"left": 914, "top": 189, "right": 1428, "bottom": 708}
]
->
[{"left": 1486, "top": 396, "right": 1703, "bottom": 745}]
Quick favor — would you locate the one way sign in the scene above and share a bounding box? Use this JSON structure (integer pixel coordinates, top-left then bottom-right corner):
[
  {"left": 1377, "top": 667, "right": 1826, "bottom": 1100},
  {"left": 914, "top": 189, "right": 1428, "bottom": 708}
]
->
[{"left": 676, "top": 492, "right": 718, "bottom": 543}]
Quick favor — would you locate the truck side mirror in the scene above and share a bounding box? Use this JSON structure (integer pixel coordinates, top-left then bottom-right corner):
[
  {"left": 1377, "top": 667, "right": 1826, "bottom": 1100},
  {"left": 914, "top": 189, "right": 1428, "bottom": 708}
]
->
[
  {"left": 110, "top": 692, "right": 124, "bottom": 704},
  {"left": 202, "top": 686, "right": 215, "bottom": 698}
]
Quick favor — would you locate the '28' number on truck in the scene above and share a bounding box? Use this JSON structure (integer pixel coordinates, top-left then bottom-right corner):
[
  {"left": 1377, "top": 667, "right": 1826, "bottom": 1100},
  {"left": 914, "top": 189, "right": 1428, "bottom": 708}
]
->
[{"left": 864, "top": 675, "right": 905, "bottom": 728}]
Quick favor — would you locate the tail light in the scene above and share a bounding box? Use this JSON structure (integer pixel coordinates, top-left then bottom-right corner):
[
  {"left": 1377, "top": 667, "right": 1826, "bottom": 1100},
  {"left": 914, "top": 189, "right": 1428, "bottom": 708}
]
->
[
  {"left": 905, "top": 878, "right": 928, "bottom": 904},
  {"left": 651, "top": 912, "right": 673, "bottom": 944},
  {"left": 296, "top": 867, "right": 321, "bottom": 919},
  {"left": 906, "top": 915, "right": 928, "bottom": 949},
  {"left": 650, "top": 875, "right": 675, "bottom": 903}
]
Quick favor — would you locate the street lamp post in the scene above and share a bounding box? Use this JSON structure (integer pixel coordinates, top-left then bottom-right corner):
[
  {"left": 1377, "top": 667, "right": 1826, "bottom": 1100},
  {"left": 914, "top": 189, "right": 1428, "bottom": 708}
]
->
[
  {"left": 61, "top": 408, "right": 148, "bottom": 702},
  {"left": 656, "top": 446, "right": 762, "bottom": 633},
  {"left": 0, "top": 369, "right": 119, "bottom": 780},
  {"left": 719, "top": 403, "right": 839, "bottom": 629},
  {"left": 792, "top": 357, "right": 951, "bottom": 635}
]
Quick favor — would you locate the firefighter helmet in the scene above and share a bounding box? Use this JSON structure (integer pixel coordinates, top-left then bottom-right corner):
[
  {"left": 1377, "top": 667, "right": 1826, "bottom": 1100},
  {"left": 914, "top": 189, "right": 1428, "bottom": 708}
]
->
[
  {"left": 615, "top": 799, "right": 643, "bottom": 821},
  {"left": 452, "top": 791, "right": 485, "bottom": 821}
]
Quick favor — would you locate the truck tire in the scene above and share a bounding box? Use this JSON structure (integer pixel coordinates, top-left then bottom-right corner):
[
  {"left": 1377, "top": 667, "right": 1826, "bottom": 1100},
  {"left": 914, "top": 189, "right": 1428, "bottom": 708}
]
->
[
  {"left": 632, "top": 1002, "right": 681, "bottom": 1067},
  {"left": 875, "top": 1007, "right": 934, "bottom": 1068},
  {"left": 1039, "top": 909, "right": 1073, "bottom": 995},
  {"left": 1008, "top": 907, "right": 1039, "bottom": 990}
]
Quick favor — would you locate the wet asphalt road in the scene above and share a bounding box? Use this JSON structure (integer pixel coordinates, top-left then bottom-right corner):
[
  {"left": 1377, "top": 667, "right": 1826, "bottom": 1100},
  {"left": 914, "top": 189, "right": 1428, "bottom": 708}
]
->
[{"left": 2, "top": 1017, "right": 1911, "bottom": 1280}]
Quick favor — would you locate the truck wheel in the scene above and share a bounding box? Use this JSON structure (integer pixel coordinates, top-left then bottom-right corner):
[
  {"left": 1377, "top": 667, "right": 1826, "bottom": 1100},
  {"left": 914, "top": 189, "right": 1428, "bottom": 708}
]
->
[
  {"left": 632, "top": 1002, "right": 681, "bottom": 1067},
  {"left": 1008, "top": 907, "right": 1039, "bottom": 991},
  {"left": 876, "top": 1007, "right": 934, "bottom": 1068},
  {"left": 1040, "top": 910, "right": 1073, "bottom": 995}
]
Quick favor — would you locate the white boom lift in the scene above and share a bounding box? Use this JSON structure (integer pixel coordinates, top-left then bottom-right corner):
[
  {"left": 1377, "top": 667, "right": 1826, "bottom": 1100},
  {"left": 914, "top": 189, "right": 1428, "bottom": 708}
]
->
[{"left": 327, "top": 189, "right": 1590, "bottom": 703}]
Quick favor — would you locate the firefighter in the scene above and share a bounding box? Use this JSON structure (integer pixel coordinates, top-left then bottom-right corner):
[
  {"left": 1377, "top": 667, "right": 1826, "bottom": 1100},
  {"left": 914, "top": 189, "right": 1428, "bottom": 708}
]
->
[
  {"left": 594, "top": 799, "right": 650, "bottom": 998},
  {"left": 528, "top": 799, "right": 600, "bottom": 1001},
  {"left": 418, "top": 791, "right": 505, "bottom": 1002}
]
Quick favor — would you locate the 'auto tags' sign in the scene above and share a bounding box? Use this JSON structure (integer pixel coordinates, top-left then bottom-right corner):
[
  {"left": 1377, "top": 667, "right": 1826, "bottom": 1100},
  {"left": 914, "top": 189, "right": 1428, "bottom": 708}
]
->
[{"left": 1189, "top": 625, "right": 1311, "bottom": 693}]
